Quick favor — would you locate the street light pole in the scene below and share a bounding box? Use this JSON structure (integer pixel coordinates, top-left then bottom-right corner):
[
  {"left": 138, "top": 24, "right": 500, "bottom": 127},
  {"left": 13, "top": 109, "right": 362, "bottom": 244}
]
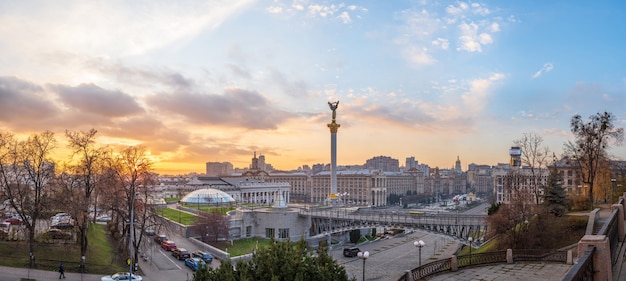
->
[
  {"left": 611, "top": 179, "right": 617, "bottom": 203},
  {"left": 129, "top": 192, "right": 135, "bottom": 276},
  {"left": 357, "top": 251, "right": 369, "bottom": 281},
  {"left": 468, "top": 237, "right": 473, "bottom": 265},
  {"left": 414, "top": 240, "right": 425, "bottom": 267}
]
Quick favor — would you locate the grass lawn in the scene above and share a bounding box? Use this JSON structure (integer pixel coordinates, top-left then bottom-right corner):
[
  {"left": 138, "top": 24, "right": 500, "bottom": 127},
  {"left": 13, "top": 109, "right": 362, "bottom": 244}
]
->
[
  {"left": 210, "top": 238, "right": 271, "bottom": 257},
  {"left": 159, "top": 208, "right": 198, "bottom": 225},
  {"left": 164, "top": 197, "right": 180, "bottom": 203},
  {"left": 181, "top": 205, "right": 235, "bottom": 215},
  {"left": 0, "top": 223, "right": 126, "bottom": 274}
]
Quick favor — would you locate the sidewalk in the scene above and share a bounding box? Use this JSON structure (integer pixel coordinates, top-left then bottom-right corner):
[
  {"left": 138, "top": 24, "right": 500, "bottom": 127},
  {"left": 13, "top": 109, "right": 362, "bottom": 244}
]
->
[{"left": 0, "top": 266, "right": 102, "bottom": 281}]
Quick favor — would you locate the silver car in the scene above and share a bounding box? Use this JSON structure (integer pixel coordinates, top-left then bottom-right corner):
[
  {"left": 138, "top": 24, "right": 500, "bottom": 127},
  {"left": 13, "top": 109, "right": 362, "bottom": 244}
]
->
[{"left": 100, "top": 272, "right": 142, "bottom": 281}]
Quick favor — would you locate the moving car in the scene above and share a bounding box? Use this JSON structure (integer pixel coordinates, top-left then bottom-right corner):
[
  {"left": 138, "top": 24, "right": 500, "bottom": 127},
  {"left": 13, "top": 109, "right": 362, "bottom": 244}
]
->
[
  {"left": 100, "top": 272, "right": 142, "bottom": 281},
  {"left": 343, "top": 247, "right": 361, "bottom": 257},
  {"left": 184, "top": 257, "right": 206, "bottom": 271},
  {"left": 144, "top": 227, "right": 155, "bottom": 236},
  {"left": 191, "top": 250, "right": 213, "bottom": 263},
  {"left": 161, "top": 240, "right": 177, "bottom": 251},
  {"left": 172, "top": 248, "right": 190, "bottom": 260},
  {"left": 155, "top": 234, "right": 168, "bottom": 244}
]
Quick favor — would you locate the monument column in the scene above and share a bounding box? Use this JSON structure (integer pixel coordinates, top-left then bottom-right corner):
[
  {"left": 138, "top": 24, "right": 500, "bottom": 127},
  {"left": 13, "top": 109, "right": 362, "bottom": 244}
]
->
[{"left": 327, "top": 101, "right": 340, "bottom": 204}]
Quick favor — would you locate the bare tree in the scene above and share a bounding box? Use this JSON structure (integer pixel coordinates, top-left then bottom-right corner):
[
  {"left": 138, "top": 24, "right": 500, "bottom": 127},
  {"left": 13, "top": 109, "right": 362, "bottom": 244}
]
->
[
  {"left": 514, "top": 133, "right": 550, "bottom": 205},
  {"left": 109, "top": 145, "right": 154, "bottom": 270},
  {"left": 565, "top": 112, "right": 624, "bottom": 209},
  {"left": 195, "top": 211, "right": 230, "bottom": 243},
  {"left": 0, "top": 131, "right": 57, "bottom": 266},
  {"left": 63, "top": 129, "right": 111, "bottom": 261}
]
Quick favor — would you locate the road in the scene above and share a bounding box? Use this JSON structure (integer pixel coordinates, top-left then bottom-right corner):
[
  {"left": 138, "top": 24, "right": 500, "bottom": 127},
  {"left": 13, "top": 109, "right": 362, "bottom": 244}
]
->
[
  {"left": 138, "top": 227, "right": 222, "bottom": 281},
  {"left": 329, "top": 202, "right": 488, "bottom": 281},
  {"left": 0, "top": 202, "right": 488, "bottom": 281}
]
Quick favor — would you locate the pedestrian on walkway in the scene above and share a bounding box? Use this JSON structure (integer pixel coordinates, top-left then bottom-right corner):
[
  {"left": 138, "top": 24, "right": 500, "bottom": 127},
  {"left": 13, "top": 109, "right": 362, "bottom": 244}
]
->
[{"left": 58, "top": 263, "right": 65, "bottom": 279}]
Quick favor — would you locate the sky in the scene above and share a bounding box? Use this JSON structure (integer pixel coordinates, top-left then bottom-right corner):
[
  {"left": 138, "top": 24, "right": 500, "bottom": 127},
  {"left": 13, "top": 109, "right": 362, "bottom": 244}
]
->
[{"left": 1, "top": 0, "right": 626, "bottom": 175}]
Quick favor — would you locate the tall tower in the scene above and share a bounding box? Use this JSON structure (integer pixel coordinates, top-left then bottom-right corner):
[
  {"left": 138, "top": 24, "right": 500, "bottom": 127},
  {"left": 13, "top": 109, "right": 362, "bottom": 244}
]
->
[
  {"left": 509, "top": 146, "right": 522, "bottom": 167},
  {"left": 327, "top": 101, "right": 340, "bottom": 202}
]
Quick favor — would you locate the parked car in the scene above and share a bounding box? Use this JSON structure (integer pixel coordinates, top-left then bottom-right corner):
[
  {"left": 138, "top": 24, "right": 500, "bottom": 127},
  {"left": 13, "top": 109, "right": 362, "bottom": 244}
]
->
[
  {"left": 161, "top": 240, "right": 177, "bottom": 251},
  {"left": 343, "top": 247, "right": 361, "bottom": 257},
  {"left": 4, "top": 217, "right": 23, "bottom": 225},
  {"left": 44, "top": 228, "right": 73, "bottom": 240},
  {"left": 0, "top": 222, "right": 10, "bottom": 233},
  {"left": 191, "top": 250, "right": 213, "bottom": 263},
  {"left": 51, "top": 215, "right": 75, "bottom": 229},
  {"left": 51, "top": 213, "right": 71, "bottom": 221},
  {"left": 51, "top": 220, "right": 75, "bottom": 229},
  {"left": 95, "top": 215, "right": 112, "bottom": 222},
  {"left": 172, "top": 248, "right": 190, "bottom": 260},
  {"left": 184, "top": 257, "right": 206, "bottom": 271},
  {"left": 155, "top": 234, "right": 168, "bottom": 244},
  {"left": 100, "top": 272, "right": 142, "bottom": 281},
  {"left": 4, "top": 212, "right": 17, "bottom": 219}
]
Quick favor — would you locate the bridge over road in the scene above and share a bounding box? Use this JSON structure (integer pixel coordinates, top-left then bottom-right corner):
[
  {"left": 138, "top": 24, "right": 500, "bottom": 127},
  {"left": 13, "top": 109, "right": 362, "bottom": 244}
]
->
[{"left": 299, "top": 206, "right": 488, "bottom": 242}]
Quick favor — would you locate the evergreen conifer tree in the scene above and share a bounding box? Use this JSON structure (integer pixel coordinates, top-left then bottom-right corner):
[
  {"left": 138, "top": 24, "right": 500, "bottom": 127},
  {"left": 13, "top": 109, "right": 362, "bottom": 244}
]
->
[{"left": 543, "top": 158, "right": 569, "bottom": 217}]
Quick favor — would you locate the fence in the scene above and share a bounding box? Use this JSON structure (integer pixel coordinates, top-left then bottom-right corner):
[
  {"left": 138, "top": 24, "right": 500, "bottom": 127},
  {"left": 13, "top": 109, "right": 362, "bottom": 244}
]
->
[
  {"left": 397, "top": 249, "right": 568, "bottom": 281},
  {"left": 562, "top": 246, "right": 595, "bottom": 281}
]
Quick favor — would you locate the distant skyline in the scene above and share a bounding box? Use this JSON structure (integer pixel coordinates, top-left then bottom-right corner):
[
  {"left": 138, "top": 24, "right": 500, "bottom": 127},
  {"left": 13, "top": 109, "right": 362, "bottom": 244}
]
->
[{"left": 1, "top": 1, "right": 625, "bottom": 175}]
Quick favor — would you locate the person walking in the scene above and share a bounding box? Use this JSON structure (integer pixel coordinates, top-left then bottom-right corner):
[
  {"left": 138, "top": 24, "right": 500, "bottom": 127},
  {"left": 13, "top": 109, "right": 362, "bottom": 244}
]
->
[{"left": 58, "top": 263, "right": 65, "bottom": 279}]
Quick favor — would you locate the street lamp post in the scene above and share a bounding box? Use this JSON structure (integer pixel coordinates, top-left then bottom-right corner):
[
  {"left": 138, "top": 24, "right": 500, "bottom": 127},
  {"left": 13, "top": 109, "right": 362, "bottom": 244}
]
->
[
  {"left": 129, "top": 194, "right": 135, "bottom": 276},
  {"left": 611, "top": 179, "right": 617, "bottom": 203},
  {"left": 468, "top": 237, "right": 473, "bottom": 265},
  {"left": 357, "top": 251, "right": 369, "bottom": 281},
  {"left": 414, "top": 240, "right": 426, "bottom": 267}
]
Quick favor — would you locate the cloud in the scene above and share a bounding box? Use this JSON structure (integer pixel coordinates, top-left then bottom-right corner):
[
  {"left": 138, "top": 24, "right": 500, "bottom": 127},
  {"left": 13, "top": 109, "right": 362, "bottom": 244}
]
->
[
  {"left": 532, "top": 63, "right": 554, "bottom": 79},
  {"left": 461, "top": 73, "right": 506, "bottom": 115},
  {"left": 337, "top": 11, "right": 352, "bottom": 24},
  {"left": 398, "top": 2, "right": 506, "bottom": 65},
  {"left": 49, "top": 83, "right": 144, "bottom": 117},
  {"left": 431, "top": 38, "right": 450, "bottom": 50},
  {"left": 457, "top": 22, "right": 493, "bottom": 52},
  {"left": 403, "top": 46, "right": 436, "bottom": 65},
  {"left": 145, "top": 88, "right": 294, "bottom": 130},
  {"left": 0, "top": 76, "right": 58, "bottom": 124},
  {"left": 267, "top": 69, "right": 311, "bottom": 98},
  {"left": 446, "top": 2, "right": 469, "bottom": 16},
  {"left": 267, "top": 6, "right": 283, "bottom": 14},
  {"left": 0, "top": 1, "right": 255, "bottom": 58},
  {"left": 266, "top": 2, "right": 365, "bottom": 24}
]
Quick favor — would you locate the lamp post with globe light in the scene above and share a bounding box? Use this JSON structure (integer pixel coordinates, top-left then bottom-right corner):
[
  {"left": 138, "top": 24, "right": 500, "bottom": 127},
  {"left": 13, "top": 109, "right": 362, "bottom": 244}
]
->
[
  {"left": 414, "top": 240, "right": 426, "bottom": 267},
  {"left": 468, "top": 237, "right": 473, "bottom": 265},
  {"left": 357, "top": 251, "right": 369, "bottom": 281}
]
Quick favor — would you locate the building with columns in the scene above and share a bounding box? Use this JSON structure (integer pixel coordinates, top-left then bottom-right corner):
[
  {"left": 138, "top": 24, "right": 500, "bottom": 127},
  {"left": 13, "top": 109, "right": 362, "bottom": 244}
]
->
[
  {"left": 187, "top": 176, "right": 290, "bottom": 206},
  {"left": 310, "top": 170, "right": 422, "bottom": 206}
]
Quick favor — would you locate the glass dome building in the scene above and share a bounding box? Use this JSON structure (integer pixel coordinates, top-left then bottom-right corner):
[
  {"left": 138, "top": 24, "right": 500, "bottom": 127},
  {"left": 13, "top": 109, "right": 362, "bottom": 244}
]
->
[{"left": 180, "top": 188, "right": 235, "bottom": 205}]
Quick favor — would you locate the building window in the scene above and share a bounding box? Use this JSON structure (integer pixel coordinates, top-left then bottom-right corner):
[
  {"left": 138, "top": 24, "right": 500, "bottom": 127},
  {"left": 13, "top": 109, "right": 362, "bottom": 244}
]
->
[
  {"left": 246, "top": 226, "right": 252, "bottom": 237},
  {"left": 265, "top": 228, "right": 275, "bottom": 239},
  {"left": 278, "top": 228, "right": 289, "bottom": 239}
]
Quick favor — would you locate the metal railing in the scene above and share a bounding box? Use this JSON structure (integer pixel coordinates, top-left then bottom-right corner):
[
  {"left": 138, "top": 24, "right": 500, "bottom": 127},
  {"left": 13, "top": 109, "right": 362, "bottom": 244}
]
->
[
  {"left": 513, "top": 249, "right": 568, "bottom": 262},
  {"left": 562, "top": 246, "right": 595, "bottom": 281},
  {"left": 399, "top": 249, "right": 568, "bottom": 281},
  {"left": 456, "top": 251, "right": 507, "bottom": 267},
  {"left": 597, "top": 208, "right": 619, "bottom": 265}
]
